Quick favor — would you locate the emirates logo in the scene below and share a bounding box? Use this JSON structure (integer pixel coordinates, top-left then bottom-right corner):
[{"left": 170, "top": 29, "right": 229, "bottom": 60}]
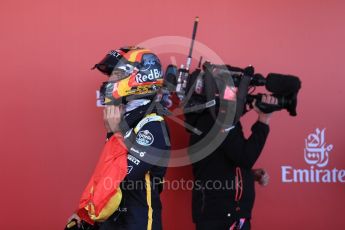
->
[
  {"left": 304, "top": 128, "right": 333, "bottom": 168},
  {"left": 282, "top": 128, "right": 345, "bottom": 183}
]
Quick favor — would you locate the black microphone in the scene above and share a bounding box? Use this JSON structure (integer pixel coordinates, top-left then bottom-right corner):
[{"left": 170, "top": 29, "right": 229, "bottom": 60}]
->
[{"left": 265, "top": 73, "right": 301, "bottom": 95}]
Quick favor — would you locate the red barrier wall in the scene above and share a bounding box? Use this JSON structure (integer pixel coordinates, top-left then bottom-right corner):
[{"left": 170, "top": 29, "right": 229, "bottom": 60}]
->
[{"left": 1, "top": 0, "right": 344, "bottom": 229}]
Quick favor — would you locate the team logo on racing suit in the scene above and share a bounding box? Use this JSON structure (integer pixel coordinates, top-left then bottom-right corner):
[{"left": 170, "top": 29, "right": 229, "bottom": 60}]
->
[
  {"left": 130, "top": 147, "right": 146, "bottom": 157},
  {"left": 136, "top": 130, "right": 154, "bottom": 146}
]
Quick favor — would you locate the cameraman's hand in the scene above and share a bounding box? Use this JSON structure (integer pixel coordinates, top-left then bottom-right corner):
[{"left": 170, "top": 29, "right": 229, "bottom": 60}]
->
[
  {"left": 253, "top": 94, "right": 278, "bottom": 125},
  {"left": 253, "top": 168, "right": 270, "bottom": 186},
  {"left": 103, "top": 105, "right": 123, "bottom": 133}
]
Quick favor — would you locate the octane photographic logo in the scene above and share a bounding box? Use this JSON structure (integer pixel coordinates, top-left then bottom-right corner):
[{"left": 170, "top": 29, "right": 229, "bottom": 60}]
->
[
  {"left": 97, "top": 36, "right": 237, "bottom": 167},
  {"left": 282, "top": 128, "right": 345, "bottom": 183}
]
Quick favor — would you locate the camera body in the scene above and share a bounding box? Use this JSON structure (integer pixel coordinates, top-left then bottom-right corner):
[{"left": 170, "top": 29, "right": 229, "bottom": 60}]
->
[{"left": 163, "top": 61, "right": 301, "bottom": 124}]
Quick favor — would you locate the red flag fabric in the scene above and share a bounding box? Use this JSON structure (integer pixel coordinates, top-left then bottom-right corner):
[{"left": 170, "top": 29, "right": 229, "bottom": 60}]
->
[{"left": 77, "top": 132, "right": 128, "bottom": 224}]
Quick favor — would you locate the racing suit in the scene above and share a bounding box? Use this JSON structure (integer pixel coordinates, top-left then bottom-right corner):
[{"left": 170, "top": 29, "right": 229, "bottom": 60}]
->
[{"left": 99, "top": 101, "right": 170, "bottom": 230}]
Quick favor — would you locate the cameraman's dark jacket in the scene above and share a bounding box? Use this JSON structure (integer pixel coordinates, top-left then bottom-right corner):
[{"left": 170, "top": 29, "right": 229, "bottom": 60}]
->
[
  {"left": 189, "top": 111, "right": 269, "bottom": 223},
  {"left": 101, "top": 102, "right": 170, "bottom": 230}
]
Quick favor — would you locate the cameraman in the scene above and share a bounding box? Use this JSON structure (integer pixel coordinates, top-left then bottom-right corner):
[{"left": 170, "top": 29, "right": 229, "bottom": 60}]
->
[{"left": 190, "top": 95, "right": 277, "bottom": 230}]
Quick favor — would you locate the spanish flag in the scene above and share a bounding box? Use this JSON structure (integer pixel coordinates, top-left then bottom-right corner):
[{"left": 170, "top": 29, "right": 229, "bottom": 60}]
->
[{"left": 77, "top": 132, "right": 128, "bottom": 225}]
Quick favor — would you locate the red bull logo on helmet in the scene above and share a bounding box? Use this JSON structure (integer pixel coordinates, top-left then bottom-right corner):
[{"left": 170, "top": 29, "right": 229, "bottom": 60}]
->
[{"left": 135, "top": 69, "right": 162, "bottom": 83}]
